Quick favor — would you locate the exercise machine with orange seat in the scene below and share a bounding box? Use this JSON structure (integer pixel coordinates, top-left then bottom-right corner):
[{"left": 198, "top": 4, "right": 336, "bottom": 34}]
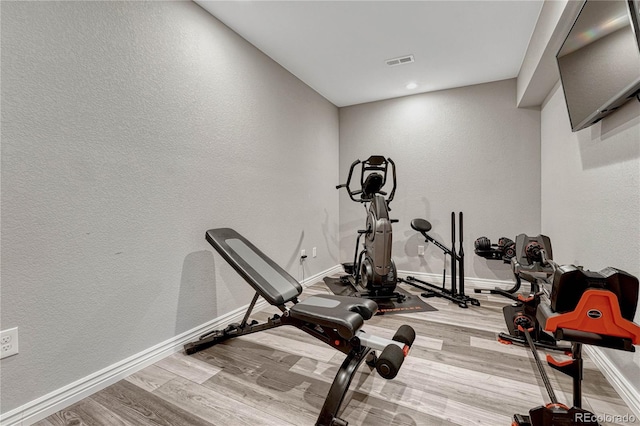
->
[{"left": 510, "top": 265, "right": 640, "bottom": 426}]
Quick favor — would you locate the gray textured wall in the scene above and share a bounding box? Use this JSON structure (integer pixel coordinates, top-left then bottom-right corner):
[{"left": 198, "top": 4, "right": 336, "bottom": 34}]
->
[
  {"left": 338, "top": 79, "right": 542, "bottom": 282},
  {"left": 0, "top": 1, "right": 339, "bottom": 413}
]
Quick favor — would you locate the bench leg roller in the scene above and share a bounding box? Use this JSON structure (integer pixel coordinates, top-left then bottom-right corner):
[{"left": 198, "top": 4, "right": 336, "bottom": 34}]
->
[
  {"left": 376, "top": 344, "right": 405, "bottom": 379},
  {"left": 393, "top": 324, "right": 416, "bottom": 346},
  {"left": 376, "top": 324, "right": 415, "bottom": 379}
]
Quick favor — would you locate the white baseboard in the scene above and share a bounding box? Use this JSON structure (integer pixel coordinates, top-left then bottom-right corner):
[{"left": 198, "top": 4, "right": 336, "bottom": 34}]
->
[
  {"left": 0, "top": 265, "right": 340, "bottom": 426},
  {"left": 584, "top": 346, "right": 640, "bottom": 419}
]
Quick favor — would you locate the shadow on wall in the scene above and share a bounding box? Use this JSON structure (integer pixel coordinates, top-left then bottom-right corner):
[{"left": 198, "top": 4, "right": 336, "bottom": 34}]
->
[
  {"left": 400, "top": 231, "right": 438, "bottom": 272},
  {"left": 283, "top": 230, "right": 304, "bottom": 272},
  {"left": 472, "top": 256, "right": 514, "bottom": 281},
  {"left": 418, "top": 197, "right": 432, "bottom": 221},
  {"left": 175, "top": 250, "right": 217, "bottom": 336},
  {"left": 578, "top": 99, "right": 640, "bottom": 170},
  {"left": 322, "top": 208, "right": 338, "bottom": 264},
  {"left": 398, "top": 197, "right": 445, "bottom": 272}
]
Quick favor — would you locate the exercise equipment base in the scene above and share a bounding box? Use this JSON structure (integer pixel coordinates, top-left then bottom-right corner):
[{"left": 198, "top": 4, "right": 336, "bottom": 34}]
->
[
  {"left": 338, "top": 276, "right": 407, "bottom": 303},
  {"left": 400, "top": 276, "right": 480, "bottom": 309},
  {"left": 499, "top": 304, "right": 571, "bottom": 352}
]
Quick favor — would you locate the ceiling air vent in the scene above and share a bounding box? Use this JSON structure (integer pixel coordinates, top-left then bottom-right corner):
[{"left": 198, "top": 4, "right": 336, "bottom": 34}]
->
[{"left": 385, "top": 55, "right": 414, "bottom": 67}]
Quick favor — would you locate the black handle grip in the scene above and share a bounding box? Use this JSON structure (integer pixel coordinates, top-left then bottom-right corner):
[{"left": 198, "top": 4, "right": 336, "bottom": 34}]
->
[
  {"left": 387, "top": 157, "right": 397, "bottom": 204},
  {"left": 336, "top": 159, "right": 362, "bottom": 202}
]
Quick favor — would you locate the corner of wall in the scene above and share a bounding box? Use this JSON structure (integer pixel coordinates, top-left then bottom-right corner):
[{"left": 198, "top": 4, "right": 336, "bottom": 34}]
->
[{"left": 516, "top": 0, "right": 582, "bottom": 109}]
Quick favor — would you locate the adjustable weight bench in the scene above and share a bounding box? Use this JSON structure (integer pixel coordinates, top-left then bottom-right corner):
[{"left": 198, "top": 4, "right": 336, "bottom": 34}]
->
[{"left": 184, "top": 228, "right": 416, "bottom": 426}]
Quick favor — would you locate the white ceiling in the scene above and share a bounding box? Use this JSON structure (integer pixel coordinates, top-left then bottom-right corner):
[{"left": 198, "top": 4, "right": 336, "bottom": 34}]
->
[{"left": 196, "top": 1, "right": 544, "bottom": 107}]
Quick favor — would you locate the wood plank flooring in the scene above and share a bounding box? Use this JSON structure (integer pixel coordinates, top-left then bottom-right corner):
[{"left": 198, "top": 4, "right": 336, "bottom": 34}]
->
[{"left": 35, "top": 278, "right": 635, "bottom": 426}]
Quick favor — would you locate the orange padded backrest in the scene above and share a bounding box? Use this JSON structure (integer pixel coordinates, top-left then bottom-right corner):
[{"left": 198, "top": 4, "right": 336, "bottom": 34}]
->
[{"left": 545, "top": 289, "right": 640, "bottom": 344}]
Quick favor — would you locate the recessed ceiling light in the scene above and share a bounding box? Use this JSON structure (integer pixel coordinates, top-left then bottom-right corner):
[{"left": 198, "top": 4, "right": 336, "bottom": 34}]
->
[{"left": 406, "top": 82, "right": 418, "bottom": 90}]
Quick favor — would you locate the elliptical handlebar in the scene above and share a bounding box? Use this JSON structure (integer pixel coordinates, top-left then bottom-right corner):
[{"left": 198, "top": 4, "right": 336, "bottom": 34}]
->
[
  {"left": 336, "top": 156, "right": 397, "bottom": 205},
  {"left": 387, "top": 157, "right": 397, "bottom": 204},
  {"left": 336, "top": 159, "right": 363, "bottom": 202}
]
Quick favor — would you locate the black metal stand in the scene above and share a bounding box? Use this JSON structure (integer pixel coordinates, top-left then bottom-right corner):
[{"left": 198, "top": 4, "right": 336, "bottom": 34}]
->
[
  {"left": 401, "top": 212, "right": 480, "bottom": 308},
  {"left": 512, "top": 330, "right": 597, "bottom": 426},
  {"left": 316, "top": 346, "right": 373, "bottom": 426},
  {"left": 474, "top": 274, "right": 525, "bottom": 300},
  {"left": 184, "top": 291, "right": 284, "bottom": 355}
]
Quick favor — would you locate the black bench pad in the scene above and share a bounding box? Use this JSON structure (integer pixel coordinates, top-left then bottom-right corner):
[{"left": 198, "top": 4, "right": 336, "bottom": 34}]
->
[
  {"left": 206, "top": 228, "right": 303, "bottom": 305},
  {"left": 291, "top": 295, "right": 378, "bottom": 339}
]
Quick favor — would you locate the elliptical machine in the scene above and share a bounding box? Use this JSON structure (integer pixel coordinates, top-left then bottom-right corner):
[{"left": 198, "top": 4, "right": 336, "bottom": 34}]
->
[{"left": 336, "top": 155, "right": 403, "bottom": 301}]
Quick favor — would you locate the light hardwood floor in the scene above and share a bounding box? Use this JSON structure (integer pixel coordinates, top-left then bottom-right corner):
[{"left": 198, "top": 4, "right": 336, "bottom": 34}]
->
[{"left": 36, "top": 279, "right": 635, "bottom": 426}]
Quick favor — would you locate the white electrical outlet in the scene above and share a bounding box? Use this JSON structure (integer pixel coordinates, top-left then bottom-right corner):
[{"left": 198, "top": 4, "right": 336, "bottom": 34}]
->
[
  {"left": 0, "top": 327, "right": 19, "bottom": 359},
  {"left": 418, "top": 245, "right": 425, "bottom": 256},
  {"left": 312, "top": 247, "right": 317, "bottom": 258}
]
